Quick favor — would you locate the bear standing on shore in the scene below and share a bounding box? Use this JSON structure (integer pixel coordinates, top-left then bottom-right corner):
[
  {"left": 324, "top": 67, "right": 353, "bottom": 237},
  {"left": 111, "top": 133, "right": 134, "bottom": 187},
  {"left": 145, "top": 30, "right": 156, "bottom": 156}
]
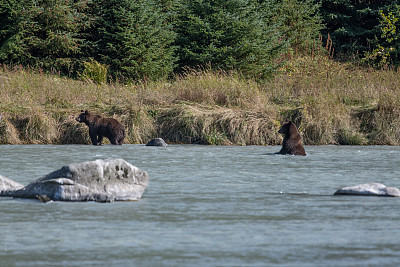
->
[
  {"left": 277, "top": 121, "right": 306, "bottom": 156},
  {"left": 76, "top": 110, "right": 125, "bottom": 145}
]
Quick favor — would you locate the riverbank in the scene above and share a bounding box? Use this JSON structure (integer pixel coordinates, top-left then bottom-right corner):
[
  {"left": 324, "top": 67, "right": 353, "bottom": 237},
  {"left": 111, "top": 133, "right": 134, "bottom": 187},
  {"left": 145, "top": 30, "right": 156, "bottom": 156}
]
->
[{"left": 1, "top": 56, "right": 399, "bottom": 145}]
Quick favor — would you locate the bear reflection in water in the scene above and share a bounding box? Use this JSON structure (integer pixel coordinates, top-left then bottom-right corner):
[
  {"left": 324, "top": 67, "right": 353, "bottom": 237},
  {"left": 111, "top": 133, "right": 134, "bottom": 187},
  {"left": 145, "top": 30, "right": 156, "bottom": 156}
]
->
[
  {"left": 277, "top": 121, "right": 306, "bottom": 156},
  {"left": 76, "top": 110, "right": 125, "bottom": 146}
]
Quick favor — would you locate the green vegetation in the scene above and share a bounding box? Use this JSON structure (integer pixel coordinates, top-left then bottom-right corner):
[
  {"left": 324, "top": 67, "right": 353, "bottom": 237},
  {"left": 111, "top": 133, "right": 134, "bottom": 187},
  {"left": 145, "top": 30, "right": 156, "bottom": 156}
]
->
[
  {"left": 1, "top": 0, "right": 400, "bottom": 145},
  {"left": 363, "top": 7, "right": 400, "bottom": 67},
  {"left": 173, "top": 0, "right": 291, "bottom": 79},
  {"left": 0, "top": 0, "right": 323, "bottom": 79}
]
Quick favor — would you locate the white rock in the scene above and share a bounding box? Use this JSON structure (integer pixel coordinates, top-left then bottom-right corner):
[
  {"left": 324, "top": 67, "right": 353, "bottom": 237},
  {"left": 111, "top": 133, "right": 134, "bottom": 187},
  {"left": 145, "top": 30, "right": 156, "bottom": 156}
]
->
[
  {"left": 334, "top": 183, "right": 400, "bottom": 197},
  {"left": 0, "top": 174, "right": 24, "bottom": 196},
  {"left": 10, "top": 159, "right": 149, "bottom": 202}
]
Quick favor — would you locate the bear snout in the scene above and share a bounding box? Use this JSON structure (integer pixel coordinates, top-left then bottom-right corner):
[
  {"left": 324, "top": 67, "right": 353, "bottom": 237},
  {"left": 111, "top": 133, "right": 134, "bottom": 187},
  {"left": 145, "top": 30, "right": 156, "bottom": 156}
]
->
[{"left": 278, "top": 127, "right": 286, "bottom": 134}]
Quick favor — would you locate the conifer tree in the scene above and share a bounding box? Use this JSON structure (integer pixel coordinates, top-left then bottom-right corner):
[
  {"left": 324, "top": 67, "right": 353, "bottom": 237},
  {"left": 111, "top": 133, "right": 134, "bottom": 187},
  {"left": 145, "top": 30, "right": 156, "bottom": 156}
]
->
[
  {"left": 173, "top": 0, "right": 288, "bottom": 79},
  {"left": 272, "top": 0, "right": 323, "bottom": 53},
  {"left": 0, "top": 0, "right": 26, "bottom": 64},
  {"left": 90, "top": 0, "right": 177, "bottom": 81},
  {"left": 0, "top": 0, "right": 91, "bottom": 74},
  {"left": 319, "top": 0, "right": 392, "bottom": 56}
]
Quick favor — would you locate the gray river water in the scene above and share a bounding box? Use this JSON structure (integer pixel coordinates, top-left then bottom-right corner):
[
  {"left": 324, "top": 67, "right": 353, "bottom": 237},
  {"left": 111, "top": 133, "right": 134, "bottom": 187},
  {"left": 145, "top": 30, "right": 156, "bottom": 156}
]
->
[{"left": 0, "top": 145, "right": 399, "bottom": 266}]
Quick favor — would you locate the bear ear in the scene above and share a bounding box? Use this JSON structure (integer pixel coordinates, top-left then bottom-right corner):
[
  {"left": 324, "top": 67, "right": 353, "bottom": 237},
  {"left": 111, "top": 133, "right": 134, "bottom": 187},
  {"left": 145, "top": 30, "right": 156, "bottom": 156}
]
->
[
  {"left": 81, "top": 110, "right": 84, "bottom": 113},
  {"left": 287, "top": 121, "right": 293, "bottom": 125},
  {"left": 85, "top": 110, "right": 89, "bottom": 114}
]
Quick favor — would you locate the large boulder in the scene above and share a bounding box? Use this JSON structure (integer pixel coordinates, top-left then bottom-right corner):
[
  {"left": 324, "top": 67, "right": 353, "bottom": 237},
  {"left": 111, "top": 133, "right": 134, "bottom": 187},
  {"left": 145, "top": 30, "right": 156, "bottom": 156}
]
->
[
  {"left": 10, "top": 159, "right": 149, "bottom": 202},
  {"left": 334, "top": 183, "right": 400, "bottom": 197},
  {"left": 0, "top": 174, "right": 24, "bottom": 196},
  {"left": 145, "top": 138, "right": 168, "bottom": 147}
]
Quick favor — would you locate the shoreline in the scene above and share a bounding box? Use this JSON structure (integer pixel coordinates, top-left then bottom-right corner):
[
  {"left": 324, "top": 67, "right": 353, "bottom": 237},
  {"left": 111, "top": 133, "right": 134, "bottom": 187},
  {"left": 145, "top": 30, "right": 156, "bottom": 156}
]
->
[{"left": 0, "top": 102, "right": 397, "bottom": 146}]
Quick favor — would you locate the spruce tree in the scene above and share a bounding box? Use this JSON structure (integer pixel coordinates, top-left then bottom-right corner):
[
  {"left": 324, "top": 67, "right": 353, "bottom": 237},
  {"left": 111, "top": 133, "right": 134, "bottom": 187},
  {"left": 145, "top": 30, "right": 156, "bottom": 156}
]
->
[
  {"left": 0, "top": 0, "right": 26, "bottom": 65},
  {"left": 272, "top": 0, "right": 323, "bottom": 53},
  {"left": 174, "top": 0, "right": 288, "bottom": 79},
  {"left": 319, "top": 0, "right": 393, "bottom": 56},
  {"left": 91, "top": 0, "right": 177, "bottom": 81},
  {"left": 0, "top": 0, "right": 91, "bottom": 74}
]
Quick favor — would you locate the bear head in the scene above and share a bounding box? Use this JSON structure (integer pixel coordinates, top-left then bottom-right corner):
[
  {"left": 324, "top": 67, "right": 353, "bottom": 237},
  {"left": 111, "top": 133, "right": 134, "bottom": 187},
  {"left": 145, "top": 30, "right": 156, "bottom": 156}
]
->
[
  {"left": 278, "top": 121, "right": 298, "bottom": 136},
  {"left": 76, "top": 110, "right": 91, "bottom": 125}
]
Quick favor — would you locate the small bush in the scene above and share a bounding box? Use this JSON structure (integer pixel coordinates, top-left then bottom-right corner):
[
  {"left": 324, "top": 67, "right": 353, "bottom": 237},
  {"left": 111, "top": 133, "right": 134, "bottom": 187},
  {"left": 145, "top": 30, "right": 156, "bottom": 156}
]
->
[
  {"left": 80, "top": 59, "right": 109, "bottom": 84},
  {"left": 336, "top": 128, "right": 366, "bottom": 145}
]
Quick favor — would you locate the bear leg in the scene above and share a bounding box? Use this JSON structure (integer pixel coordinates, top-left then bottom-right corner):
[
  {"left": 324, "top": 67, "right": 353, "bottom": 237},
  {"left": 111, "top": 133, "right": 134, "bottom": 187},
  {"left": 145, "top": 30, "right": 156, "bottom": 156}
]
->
[
  {"left": 97, "top": 135, "right": 104, "bottom": 145},
  {"left": 90, "top": 135, "right": 99, "bottom": 146},
  {"left": 108, "top": 137, "right": 118, "bottom": 145}
]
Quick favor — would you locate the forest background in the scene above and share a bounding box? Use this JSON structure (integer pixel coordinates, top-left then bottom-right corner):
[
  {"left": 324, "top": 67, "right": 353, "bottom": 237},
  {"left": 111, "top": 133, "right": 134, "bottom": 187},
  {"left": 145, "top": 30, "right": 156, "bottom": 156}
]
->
[{"left": 0, "top": 0, "right": 400, "bottom": 145}]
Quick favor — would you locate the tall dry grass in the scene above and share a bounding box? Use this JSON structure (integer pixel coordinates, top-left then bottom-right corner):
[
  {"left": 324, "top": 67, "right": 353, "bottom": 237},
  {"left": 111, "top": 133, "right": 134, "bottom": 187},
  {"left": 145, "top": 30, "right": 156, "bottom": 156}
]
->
[
  {"left": 155, "top": 103, "right": 279, "bottom": 145},
  {"left": 0, "top": 59, "right": 400, "bottom": 145}
]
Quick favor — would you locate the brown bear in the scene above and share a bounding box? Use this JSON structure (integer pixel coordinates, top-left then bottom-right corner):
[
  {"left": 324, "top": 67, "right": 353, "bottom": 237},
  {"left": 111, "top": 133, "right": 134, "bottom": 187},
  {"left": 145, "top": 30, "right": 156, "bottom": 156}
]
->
[
  {"left": 277, "top": 121, "right": 306, "bottom": 156},
  {"left": 76, "top": 110, "right": 125, "bottom": 145}
]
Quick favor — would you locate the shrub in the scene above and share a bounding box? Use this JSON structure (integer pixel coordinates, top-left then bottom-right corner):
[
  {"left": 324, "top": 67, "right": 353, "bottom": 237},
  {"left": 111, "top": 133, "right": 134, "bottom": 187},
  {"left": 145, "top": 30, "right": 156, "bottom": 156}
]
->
[
  {"left": 80, "top": 59, "right": 109, "bottom": 84},
  {"left": 363, "top": 6, "right": 400, "bottom": 68}
]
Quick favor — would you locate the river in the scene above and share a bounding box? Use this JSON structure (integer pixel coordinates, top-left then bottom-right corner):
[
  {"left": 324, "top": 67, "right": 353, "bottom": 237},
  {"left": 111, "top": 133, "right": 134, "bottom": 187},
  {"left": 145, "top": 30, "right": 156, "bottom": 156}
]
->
[{"left": 0, "top": 145, "right": 399, "bottom": 266}]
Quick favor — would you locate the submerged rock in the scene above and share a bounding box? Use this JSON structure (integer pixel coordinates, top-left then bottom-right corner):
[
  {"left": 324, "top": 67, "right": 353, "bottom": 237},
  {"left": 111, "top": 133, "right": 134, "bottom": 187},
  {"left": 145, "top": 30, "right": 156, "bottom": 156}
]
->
[
  {"left": 7, "top": 158, "right": 149, "bottom": 202},
  {"left": 0, "top": 174, "right": 24, "bottom": 196},
  {"left": 334, "top": 183, "right": 400, "bottom": 197},
  {"left": 145, "top": 138, "right": 168, "bottom": 147}
]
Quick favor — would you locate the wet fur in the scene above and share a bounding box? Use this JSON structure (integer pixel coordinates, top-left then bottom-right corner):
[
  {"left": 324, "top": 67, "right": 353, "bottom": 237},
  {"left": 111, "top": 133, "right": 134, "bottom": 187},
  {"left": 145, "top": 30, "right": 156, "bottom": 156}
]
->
[{"left": 278, "top": 121, "right": 306, "bottom": 156}]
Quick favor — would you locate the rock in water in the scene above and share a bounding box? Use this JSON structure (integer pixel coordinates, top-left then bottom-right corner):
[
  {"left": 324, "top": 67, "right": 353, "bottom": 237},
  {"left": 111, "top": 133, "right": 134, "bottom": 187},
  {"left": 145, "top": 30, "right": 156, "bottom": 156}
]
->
[
  {"left": 145, "top": 138, "right": 168, "bottom": 147},
  {"left": 0, "top": 174, "right": 24, "bottom": 196},
  {"left": 12, "top": 159, "right": 149, "bottom": 202},
  {"left": 334, "top": 183, "right": 400, "bottom": 197}
]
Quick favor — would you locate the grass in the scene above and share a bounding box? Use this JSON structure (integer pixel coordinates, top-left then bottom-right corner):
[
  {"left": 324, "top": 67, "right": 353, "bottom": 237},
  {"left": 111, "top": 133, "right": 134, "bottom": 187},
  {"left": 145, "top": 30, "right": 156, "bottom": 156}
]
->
[{"left": 0, "top": 56, "right": 400, "bottom": 145}]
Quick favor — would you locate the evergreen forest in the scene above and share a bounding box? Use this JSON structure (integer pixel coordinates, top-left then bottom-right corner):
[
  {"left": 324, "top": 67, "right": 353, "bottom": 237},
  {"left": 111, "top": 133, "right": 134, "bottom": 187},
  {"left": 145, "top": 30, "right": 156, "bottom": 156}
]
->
[{"left": 1, "top": 0, "right": 399, "bottom": 81}]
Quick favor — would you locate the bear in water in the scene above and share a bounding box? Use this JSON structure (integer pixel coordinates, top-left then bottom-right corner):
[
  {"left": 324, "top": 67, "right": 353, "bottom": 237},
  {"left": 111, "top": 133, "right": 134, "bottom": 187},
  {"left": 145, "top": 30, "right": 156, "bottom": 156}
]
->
[
  {"left": 277, "top": 121, "right": 306, "bottom": 156},
  {"left": 76, "top": 110, "right": 125, "bottom": 145}
]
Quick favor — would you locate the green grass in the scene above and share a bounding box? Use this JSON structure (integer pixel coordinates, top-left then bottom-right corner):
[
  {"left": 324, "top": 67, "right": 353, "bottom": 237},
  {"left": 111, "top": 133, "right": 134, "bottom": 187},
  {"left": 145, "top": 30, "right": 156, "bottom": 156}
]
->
[{"left": 0, "top": 56, "right": 399, "bottom": 145}]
